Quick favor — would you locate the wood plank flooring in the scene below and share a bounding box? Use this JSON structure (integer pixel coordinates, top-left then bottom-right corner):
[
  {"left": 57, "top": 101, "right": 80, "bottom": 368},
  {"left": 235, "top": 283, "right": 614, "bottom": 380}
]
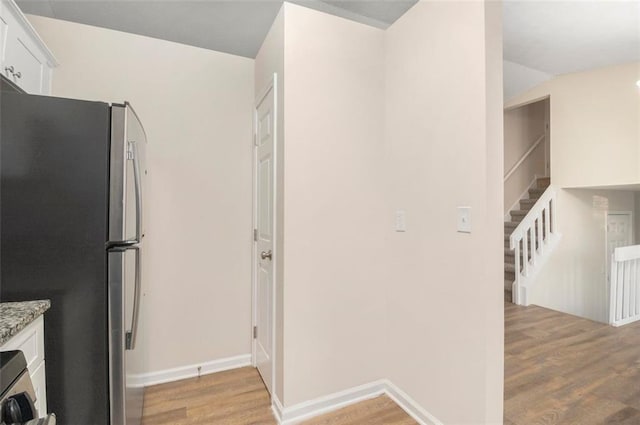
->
[
  {"left": 141, "top": 366, "right": 416, "bottom": 424},
  {"left": 505, "top": 301, "right": 640, "bottom": 425},
  {"left": 143, "top": 302, "right": 640, "bottom": 424}
]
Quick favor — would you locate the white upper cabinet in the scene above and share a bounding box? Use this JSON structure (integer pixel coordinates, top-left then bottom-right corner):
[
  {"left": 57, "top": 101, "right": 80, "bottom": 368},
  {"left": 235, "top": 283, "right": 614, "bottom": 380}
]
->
[{"left": 0, "top": 0, "right": 57, "bottom": 94}]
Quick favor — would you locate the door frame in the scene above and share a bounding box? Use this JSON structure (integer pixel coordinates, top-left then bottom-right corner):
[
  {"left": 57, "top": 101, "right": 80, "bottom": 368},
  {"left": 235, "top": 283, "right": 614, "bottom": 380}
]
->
[
  {"left": 605, "top": 211, "right": 634, "bottom": 276},
  {"left": 251, "top": 73, "right": 278, "bottom": 397}
]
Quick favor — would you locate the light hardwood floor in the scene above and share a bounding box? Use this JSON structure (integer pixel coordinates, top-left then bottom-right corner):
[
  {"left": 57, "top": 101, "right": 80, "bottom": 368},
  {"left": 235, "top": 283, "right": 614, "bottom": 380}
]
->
[
  {"left": 141, "top": 366, "right": 416, "bottom": 425},
  {"left": 143, "top": 302, "right": 640, "bottom": 425},
  {"left": 505, "top": 301, "right": 640, "bottom": 425}
]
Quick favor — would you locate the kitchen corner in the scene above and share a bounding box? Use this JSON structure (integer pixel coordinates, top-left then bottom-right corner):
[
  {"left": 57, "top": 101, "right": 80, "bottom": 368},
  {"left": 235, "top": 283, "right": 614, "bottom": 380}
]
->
[
  {"left": 0, "top": 300, "right": 51, "bottom": 421},
  {"left": 0, "top": 300, "right": 50, "bottom": 346}
]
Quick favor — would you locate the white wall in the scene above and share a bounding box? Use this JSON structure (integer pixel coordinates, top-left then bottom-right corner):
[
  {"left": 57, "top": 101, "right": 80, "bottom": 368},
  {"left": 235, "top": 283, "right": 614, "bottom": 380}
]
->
[
  {"left": 531, "top": 189, "right": 636, "bottom": 322},
  {"left": 503, "top": 60, "right": 553, "bottom": 101},
  {"left": 506, "top": 62, "right": 640, "bottom": 188},
  {"left": 27, "top": 15, "right": 255, "bottom": 374},
  {"left": 281, "top": 3, "right": 389, "bottom": 406},
  {"left": 254, "top": 6, "right": 285, "bottom": 402},
  {"left": 503, "top": 99, "right": 547, "bottom": 215},
  {"left": 384, "top": 2, "right": 504, "bottom": 423}
]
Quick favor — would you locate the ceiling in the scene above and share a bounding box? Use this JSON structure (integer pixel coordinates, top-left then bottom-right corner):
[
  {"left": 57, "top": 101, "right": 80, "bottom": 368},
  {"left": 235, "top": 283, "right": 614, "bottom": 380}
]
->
[
  {"left": 17, "top": 0, "right": 640, "bottom": 78},
  {"left": 16, "top": 0, "right": 418, "bottom": 58},
  {"left": 503, "top": 1, "right": 640, "bottom": 76}
]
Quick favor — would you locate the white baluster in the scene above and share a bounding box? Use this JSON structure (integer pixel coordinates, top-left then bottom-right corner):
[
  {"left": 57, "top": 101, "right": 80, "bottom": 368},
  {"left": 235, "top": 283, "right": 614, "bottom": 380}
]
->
[
  {"left": 630, "top": 259, "right": 636, "bottom": 318},
  {"left": 624, "top": 261, "right": 631, "bottom": 320},
  {"left": 522, "top": 230, "right": 529, "bottom": 277},
  {"left": 537, "top": 212, "right": 544, "bottom": 257},
  {"left": 617, "top": 260, "right": 624, "bottom": 322},
  {"left": 514, "top": 240, "right": 521, "bottom": 303},
  {"left": 530, "top": 222, "right": 537, "bottom": 267},
  {"left": 544, "top": 205, "right": 551, "bottom": 242},
  {"left": 610, "top": 258, "right": 618, "bottom": 325},
  {"left": 635, "top": 259, "right": 640, "bottom": 321},
  {"left": 550, "top": 197, "right": 557, "bottom": 235}
]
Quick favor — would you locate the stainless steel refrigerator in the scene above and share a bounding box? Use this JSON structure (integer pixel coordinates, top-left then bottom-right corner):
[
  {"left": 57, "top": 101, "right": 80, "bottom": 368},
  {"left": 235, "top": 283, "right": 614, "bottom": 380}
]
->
[{"left": 0, "top": 90, "right": 147, "bottom": 425}]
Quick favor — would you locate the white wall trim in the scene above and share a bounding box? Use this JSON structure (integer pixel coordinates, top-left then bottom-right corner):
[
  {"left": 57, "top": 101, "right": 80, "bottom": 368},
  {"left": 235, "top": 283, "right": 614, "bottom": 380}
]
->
[
  {"left": 272, "top": 379, "right": 442, "bottom": 425},
  {"left": 272, "top": 394, "right": 285, "bottom": 423},
  {"left": 128, "top": 354, "right": 251, "bottom": 388},
  {"left": 384, "top": 380, "right": 444, "bottom": 425}
]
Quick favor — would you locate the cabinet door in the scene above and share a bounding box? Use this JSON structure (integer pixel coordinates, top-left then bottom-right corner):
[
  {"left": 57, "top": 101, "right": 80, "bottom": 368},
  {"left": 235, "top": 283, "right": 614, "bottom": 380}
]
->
[
  {"left": 3, "top": 25, "right": 45, "bottom": 94},
  {"left": 31, "top": 360, "right": 48, "bottom": 416}
]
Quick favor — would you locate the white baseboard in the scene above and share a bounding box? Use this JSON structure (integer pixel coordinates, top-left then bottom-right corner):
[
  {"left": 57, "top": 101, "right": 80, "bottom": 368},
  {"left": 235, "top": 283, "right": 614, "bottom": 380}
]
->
[
  {"left": 272, "top": 395, "right": 285, "bottom": 423},
  {"left": 128, "top": 353, "right": 252, "bottom": 387},
  {"left": 131, "top": 358, "right": 443, "bottom": 424},
  {"left": 385, "top": 380, "right": 443, "bottom": 425},
  {"left": 272, "top": 379, "right": 442, "bottom": 425}
]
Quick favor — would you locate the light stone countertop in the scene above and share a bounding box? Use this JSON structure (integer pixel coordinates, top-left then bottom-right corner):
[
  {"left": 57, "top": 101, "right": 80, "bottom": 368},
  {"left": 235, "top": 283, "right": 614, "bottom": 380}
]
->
[{"left": 0, "top": 300, "right": 51, "bottom": 346}]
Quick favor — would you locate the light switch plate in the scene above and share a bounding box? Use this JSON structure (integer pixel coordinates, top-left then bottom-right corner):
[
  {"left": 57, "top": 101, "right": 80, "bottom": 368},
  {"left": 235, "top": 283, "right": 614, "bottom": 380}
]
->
[
  {"left": 457, "top": 207, "right": 472, "bottom": 233},
  {"left": 395, "top": 210, "right": 406, "bottom": 232}
]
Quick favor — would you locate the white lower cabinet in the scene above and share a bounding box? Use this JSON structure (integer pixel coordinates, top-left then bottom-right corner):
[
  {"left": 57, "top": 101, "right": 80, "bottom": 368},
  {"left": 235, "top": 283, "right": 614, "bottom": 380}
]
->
[
  {"left": 31, "top": 359, "right": 47, "bottom": 416},
  {"left": 0, "top": 315, "right": 48, "bottom": 416}
]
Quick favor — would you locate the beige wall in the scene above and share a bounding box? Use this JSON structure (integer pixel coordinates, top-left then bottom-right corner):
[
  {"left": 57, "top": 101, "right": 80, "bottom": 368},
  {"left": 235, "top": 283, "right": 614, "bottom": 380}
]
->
[
  {"left": 531, "top": 189, "right": 636, "bottom": 323},
  {"left": 32, "top": 4, "right": 504, "bottom": 419},
  {"left": 503, "top": 99, "right": 547, "bottom": 215},
  {"left": 254, "top": 6, "right": 286, "bottom": 402},
  {"left": 384, "top": 1, "right": 504, "bottom": 423},
  {"left": 506, "top": 62, "right": 640, "bottom": 188},
  {"left": 281, "top": 3, "right": 389, "bottom": 406},
  {"left": 27, "top": 15, "right": 255, "bottom": 373}
]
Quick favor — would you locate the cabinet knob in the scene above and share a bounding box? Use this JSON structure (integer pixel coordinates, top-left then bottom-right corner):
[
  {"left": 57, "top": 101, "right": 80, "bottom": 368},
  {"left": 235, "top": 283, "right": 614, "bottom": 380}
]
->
[
  {"left": 14, "top": 71, "right": 21, "bottom": 79},
  {"left": 4, "top": 65, "right": 14, "bottom": 75}
]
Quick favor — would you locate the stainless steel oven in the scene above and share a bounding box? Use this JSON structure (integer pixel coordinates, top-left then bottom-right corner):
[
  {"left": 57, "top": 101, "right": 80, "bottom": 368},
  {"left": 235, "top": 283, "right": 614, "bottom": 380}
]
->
[{"left": 0, "top": 351, "right": 55, "bottom": 425}]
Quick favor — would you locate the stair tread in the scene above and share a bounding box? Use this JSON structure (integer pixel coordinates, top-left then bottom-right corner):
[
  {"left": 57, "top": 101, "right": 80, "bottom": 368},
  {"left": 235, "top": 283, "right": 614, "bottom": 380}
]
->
[
  {"left": 510, "top": 210, "right": 529, "bottom": 216},
  {"left": 529, "top": 188, "right": 545, "bottom": 195},
  {"left": 505, "top": 263, "right": 516, "bottom": 272},
  {"left": 505, "top": 279, "right": 513, "bottom": 291}
]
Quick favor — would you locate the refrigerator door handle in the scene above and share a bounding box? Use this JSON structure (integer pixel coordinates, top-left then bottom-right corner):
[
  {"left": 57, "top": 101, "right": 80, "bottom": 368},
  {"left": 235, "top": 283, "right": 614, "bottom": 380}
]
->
[
  {"left": 125, "top": 246, "right": 142, "bottom": 351},
  {"left": 129, "top": 140, "right": 143, "bottom": 242}
]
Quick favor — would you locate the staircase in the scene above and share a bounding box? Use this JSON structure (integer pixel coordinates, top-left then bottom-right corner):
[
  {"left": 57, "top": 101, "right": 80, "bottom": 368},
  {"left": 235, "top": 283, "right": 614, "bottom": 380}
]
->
[{"left": 504, "top": 177, "right": 550, "bottom": 301}]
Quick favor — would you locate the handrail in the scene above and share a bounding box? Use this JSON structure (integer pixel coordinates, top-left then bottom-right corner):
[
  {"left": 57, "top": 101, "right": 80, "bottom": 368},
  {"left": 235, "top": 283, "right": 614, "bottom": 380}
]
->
[
  {"left": 508, "top": 185, "right": 559, "bottom": 305},
  {"left": 504, "top": 133, "right": 545, "bottom": 182},
  {"left": 509, "top": 185, "right": 555, "bottom": 249}
]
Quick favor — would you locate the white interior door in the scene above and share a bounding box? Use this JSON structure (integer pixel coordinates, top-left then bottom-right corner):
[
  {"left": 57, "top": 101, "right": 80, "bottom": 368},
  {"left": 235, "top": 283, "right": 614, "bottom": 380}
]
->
[
  {"left": 254, "top": 82, "right": 275, "bottom": 394},
  {"left": 607, "top": 213, "right": 633, "bottom": 281}
]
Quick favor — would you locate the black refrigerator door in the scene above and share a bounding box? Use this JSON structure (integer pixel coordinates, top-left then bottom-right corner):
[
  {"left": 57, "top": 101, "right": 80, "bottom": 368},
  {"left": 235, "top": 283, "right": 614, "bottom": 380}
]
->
[{"left": 1, "top": 91, "right": 111, "bottom": 424}]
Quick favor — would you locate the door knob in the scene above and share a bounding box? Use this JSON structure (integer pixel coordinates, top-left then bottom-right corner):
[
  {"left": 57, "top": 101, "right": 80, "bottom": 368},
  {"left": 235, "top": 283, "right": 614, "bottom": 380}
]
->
[{"left": 261, "top": 250, "right": 272, "bottom": 260}]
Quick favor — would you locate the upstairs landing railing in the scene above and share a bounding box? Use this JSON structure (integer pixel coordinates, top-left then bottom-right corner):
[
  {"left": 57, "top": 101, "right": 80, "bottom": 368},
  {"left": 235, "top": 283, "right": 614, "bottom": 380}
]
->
[{"left": 610, "top": 245, "right": 640, "bottom": 327}]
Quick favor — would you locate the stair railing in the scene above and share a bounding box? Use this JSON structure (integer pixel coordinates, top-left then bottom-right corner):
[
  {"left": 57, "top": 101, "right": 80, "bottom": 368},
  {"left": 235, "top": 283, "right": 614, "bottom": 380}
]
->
[
  {"left": 609, "top": 245, "right": 640, "bottom": 327},
  {"left": 504, "top": 133, "right": 545, "bottom": 182},
  {"left": 509, "top": 186, "right": 558, "bottom": 305}
]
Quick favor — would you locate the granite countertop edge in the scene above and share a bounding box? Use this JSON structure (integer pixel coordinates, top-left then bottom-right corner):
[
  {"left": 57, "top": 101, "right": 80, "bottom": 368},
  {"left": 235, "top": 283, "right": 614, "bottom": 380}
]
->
[{"left": 0, "top": 300, "right": 51, "bottom": 346}]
